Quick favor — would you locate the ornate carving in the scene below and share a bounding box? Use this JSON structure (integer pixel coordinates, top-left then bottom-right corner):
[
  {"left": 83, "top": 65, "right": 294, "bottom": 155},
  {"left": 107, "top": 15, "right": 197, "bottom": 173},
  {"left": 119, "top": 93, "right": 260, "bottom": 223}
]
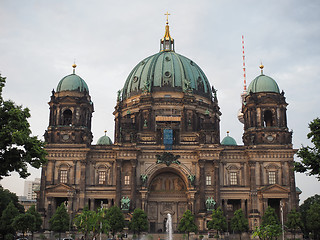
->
[
  {"left": 156, "top": 152, "right": 181, "bottom": 166},
  {"left": 140, "top": 174, "right": 148, "bottom": 186},
  {"left": 121, "top": 196, "right": 130, "bottom": 210},
  {"left": 188, "top": 174, "right": 195, "bottom": 186},
  {"left": 206, "top": 197, "right": 216, "bottom": 211}
]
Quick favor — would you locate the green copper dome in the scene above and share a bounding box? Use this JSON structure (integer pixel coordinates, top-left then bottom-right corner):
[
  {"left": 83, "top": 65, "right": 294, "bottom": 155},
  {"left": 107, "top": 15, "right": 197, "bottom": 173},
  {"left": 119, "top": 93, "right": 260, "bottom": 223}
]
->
[
  {"left": 97, "top": 135, "right": 113, "bottom": 145},
  {"left": 121, "top": 22, "right": 213, "bottom": 100},
  {"left": 122, "top": 51, "right": 212, "bottom": 100},
  {"left": 57, "top": 71, "right": 89, "bottom": 93},
  {"left": 247, "top": 66, "right": 280, "bottom": 94},
  {"left": 221, "top": 132, "right": 237, "bottom": 146}
]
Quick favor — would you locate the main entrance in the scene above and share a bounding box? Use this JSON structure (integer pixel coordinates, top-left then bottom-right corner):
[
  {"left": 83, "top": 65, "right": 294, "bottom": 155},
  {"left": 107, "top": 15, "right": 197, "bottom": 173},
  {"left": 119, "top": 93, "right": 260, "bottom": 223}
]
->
[{"left": 146, "top": 171, "right": 188, "bottom": 233}]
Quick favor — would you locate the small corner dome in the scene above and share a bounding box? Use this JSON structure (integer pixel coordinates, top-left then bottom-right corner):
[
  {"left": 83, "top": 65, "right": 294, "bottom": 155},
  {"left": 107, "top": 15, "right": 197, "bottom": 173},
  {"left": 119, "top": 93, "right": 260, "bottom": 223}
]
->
[
  {"left": 247, "top": 74, "right": 280, "bottom": 94},
  {"left": 56, "top": 73, "right": 89, "bottom": 93},
  {"left": 221, "top": 132, "right": 237, "bottom": 146},
  {"left": 97, "top": 135, "right": 113, "bottom": 145}
]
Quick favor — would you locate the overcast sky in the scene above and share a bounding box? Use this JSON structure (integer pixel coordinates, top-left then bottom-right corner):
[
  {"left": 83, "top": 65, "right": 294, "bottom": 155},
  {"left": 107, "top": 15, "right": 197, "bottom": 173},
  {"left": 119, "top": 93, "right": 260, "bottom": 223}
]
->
[{"left": 0, "top": 0, "right": 319, "bottom": 203}]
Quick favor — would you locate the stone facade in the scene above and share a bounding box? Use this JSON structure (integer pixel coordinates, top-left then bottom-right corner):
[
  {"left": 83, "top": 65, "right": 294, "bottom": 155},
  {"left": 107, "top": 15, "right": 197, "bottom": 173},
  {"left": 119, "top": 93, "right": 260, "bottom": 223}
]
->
[{"left": 38, "top": 23, "right": 299, "bottom": 232}]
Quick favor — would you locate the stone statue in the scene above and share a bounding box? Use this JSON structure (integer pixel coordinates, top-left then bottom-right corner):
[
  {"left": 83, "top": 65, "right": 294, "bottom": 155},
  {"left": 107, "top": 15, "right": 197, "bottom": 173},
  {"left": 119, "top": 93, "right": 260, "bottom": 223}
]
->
[
  {"left": 142, "top": 79, "right": 150, "bottom": 93},
  {"left": 140, "top": 174, "right": 148, "bottom": 186},
  {"left": 121, "top": 196, "right": 130, "bottom": 211},
  {"left": 185, "top": 79, "right": 192, "bottom": 93},
  {"left": 117, "top": 90, "right": 122, "bottom": 102},
  {"left": 188, "top": 174, "right": 195, "bottom": 186},
  {"left": 205, "top": 197, "right": 216, "bottom": 211}
]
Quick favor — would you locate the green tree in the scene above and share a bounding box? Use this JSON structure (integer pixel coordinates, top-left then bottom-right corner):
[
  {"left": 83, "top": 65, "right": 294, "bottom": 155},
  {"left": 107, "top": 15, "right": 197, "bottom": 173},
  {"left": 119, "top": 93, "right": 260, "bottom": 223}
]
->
[
  {"left": 129, "top": 208, "right": 148, "bottom": 238},
  {"left": 12, "top": 213, "right": 36, "bottom": 239},
  {"left": 253, "top": 224, "right": 282, "bottom": 240},
  {"left": 178, "top": 210, "right": 197, "bottom": 240},
  {"left": 230, "top": 209, "right": 248, "bottom": 240},
  {"left": 286, "top": 208, "right": 302, "bottom": 240},
  {"left": 260, "top": 207, "right": 282, "bottom": 240},
  {"left": 300, "top": 194, "right": 320, "bottom": 239},
  {"left": 207, "top": 207, "right": 227, "bottom": 238},
  {"left": 0, "top": 74, "right": 47, "bottom": 179},
  {"left": 261, "top": 206, "right": 280, "bottom": 226},
  {"left": 105, "top": 206, "right": 125, "bottom": 239},
  {"left": 295, "top": 118, "right": 320, "bottom": 180},
  {"left": 0, "top": 186, "right": 24, "bottom": 217},
  {"left": 0, "top": 201, "right": 20, "bottom": 238},
  {"left": 74, "top": 206, "right": 110, "bottom": 240},
  {"left": 74, "top": 206, "right": 94, "bottom": 240},
  {"left": 49, "top": 203, "right": 70, "bottom": 240},
  {"left": 306, "top": 203, "right": 320, "bottom": 240},
  {"left": 26, "top": 205, "right": 43, "bottom": 239}
]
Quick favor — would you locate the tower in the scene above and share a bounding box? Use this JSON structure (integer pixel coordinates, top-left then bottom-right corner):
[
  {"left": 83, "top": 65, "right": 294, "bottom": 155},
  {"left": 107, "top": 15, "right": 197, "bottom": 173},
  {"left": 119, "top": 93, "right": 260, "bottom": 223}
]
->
[
  {"left": 44, "top": 64, "right": 94, "bottom": 145},
  {"left": 242, "top": 65, "right": 292, "bottom": 146}
]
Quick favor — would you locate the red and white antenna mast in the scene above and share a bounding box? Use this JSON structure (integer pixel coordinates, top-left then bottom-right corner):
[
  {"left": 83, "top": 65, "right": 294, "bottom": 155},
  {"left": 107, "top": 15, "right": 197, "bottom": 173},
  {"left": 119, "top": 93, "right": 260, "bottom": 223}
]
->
[
  {"left": 238, "top": 35, "right": 247, "bottom": 124},
  {"left": 242, "top": 35, "right": 247, "bottom": 95}
]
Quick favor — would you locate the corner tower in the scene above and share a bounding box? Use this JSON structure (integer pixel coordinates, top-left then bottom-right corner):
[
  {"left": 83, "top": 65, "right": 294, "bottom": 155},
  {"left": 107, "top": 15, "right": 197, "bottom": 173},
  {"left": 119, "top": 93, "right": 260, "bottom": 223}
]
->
[
  {"left": 242, "top": 65, "right": 292, "bottom": 146},
  {"left": 44, "top": 64, "right": 94, "bottom": 145}
]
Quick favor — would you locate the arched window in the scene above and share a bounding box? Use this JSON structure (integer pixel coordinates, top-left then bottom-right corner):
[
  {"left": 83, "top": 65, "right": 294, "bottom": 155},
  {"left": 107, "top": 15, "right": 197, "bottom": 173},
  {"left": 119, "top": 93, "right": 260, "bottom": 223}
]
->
[
  {"left": 63, "top": 109, "right": 72, "bottom": 126},
  {"left": 264, "top": 110, "right": 273, "bottom": 127}
]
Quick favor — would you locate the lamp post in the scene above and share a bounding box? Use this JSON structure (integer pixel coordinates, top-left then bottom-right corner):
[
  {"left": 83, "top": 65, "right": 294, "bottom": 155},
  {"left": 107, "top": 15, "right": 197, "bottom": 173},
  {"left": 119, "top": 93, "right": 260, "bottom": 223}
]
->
[
  {"left": 100, "top": 201, "right": 103, "bottom": 240},
  {"left": 280, "top": 200, "right": 284, "bottom": 240}
]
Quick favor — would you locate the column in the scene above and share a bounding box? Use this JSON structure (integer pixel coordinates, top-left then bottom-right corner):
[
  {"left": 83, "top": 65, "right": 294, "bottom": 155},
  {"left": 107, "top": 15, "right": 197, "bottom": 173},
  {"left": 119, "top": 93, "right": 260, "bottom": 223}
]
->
[
  {"left": 79, "top": 160, "right": 87, "bottom": 209},
  {"left": 115, "top": 159, "right": 122, "bottom": 207},
  {"left": 260, "top": 162, "right": 264, "bottom": 186},
  {"left": 214, "top": 160, "right": 220, "bottom": 206},
  {"left": 199, "top": 160, "right": 206, "bottom": 211},
  {"left": 130, "top": 159, "right": 137, "bottom": 210}
]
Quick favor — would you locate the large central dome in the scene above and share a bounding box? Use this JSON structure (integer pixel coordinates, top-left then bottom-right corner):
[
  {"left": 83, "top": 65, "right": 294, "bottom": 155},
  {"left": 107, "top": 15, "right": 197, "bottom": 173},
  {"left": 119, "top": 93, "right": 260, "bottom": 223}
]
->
[{"left": 121, "top": 21, "right": 213, "bottom": 100}]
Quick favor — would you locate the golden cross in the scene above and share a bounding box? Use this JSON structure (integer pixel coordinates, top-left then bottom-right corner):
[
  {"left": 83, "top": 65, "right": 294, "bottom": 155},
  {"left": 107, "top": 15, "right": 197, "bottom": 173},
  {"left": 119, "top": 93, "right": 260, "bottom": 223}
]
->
[{"left": 164, "top": 11, "right": 170, "bottom": 24}]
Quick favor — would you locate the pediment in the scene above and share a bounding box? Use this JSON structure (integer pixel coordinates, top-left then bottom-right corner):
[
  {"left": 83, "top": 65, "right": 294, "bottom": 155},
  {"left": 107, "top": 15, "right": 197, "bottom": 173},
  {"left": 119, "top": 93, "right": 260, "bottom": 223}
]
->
[
  {"left": 259, "top": 184, "right": 289, "bottom": 194},
  {"left": 46, "top": 183, "right": 75, "bottom": 193}
]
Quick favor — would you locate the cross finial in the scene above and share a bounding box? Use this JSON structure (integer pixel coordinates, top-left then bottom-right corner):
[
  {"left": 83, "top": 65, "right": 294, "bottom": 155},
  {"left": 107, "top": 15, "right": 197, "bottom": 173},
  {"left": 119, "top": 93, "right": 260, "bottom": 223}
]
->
[{"left": 164, "top": 11, "right": 170, "bottom": 24}]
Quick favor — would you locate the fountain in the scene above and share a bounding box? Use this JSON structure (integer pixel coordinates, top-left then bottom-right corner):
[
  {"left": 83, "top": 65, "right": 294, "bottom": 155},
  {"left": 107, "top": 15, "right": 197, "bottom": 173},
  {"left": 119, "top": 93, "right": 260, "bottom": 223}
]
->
[{"left": 166, "top": 213, "right": 173, "bottom": 240}]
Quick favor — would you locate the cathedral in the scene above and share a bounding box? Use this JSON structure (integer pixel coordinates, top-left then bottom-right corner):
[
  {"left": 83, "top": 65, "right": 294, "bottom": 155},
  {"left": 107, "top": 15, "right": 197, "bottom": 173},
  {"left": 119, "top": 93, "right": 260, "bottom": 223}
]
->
[{"left": 38, "top": 18, "right": 300, "bottom": 232}]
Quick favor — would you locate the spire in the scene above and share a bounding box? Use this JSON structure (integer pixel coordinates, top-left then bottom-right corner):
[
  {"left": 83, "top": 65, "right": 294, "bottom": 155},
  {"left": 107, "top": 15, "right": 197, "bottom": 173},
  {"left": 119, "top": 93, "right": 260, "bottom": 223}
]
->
[
  {"left": 160, "top": 12, "right": 175, "bottom": 52},
  {"left": 260, "top": 63, "right": 264, "bottom": 74},
  {"left": 72, "top": 62, "right": 77, "bottom": 74}
]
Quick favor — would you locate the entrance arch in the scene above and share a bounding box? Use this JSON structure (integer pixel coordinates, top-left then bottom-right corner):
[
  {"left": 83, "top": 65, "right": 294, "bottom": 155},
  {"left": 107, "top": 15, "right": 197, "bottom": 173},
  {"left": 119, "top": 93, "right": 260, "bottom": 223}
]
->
[{"left": 146, "top": 168, "right": 189, "bottom": 233}]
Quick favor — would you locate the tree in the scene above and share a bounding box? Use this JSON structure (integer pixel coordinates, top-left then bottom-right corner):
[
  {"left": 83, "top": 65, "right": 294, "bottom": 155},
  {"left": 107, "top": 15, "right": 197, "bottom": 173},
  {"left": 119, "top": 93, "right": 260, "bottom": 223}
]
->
[
  {"left": 230, "top": 209, "right": 248, "bottom": 240},
  {"left": 300, "top": 194, "right": 320, "bottom": 239},
  {"left": 178, "top": 210, "right": 197, "bottom": 240},
  {"left": 0, "top": 74, "right": 47, "bottom": 179},
  {"left": 207, "top": 207, "right": 227, "bottom": 238},
  {"left": 0, "top": 201, "right": 20, "bottom": 238},
  {"left": 105, "top": 206, "right": 125, "bottom": 239},
  {"left": 253, "top": 225, "right": 282, "bottom": 240},
  {"left": 26, "top": 205, "right": 42, "bottom": 239},
  {"left": 286, "top": 208, "right": 302, "bottom": 240},
  {"left": 74, "top": 206, "right": 110, "bottom": 240},
  {"left": 12, "top": 213, "right": 36, "bottom": 238},
  {"left": 295, "top": 118, "right": 320, "bottom": 180},
  {"left": 306, "top": 203, "right": 320, "bottom": 240},
  {"left": 129, "top": 208, "right": 148, "bottom": 238},
  {"left": 0, "top": 186, "right": 24, "bottom": 219},
  {"left": 49, "top": 203, "right": 70, "bottom": 240},
  {"left": 74, "top": 206, "right": 95, "bottom": 240},
  {"left": 260, "top": 207, "right": 282, "bottom": 240}
]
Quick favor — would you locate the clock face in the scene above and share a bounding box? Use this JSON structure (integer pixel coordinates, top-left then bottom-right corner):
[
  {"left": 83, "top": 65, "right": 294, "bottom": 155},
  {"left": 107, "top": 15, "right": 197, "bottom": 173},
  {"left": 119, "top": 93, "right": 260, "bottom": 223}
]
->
[
  {"left": 63, "top": 134, "right": 70, "bottom": 140},
  {"left": 266, "top": 135, "right": 274, "bottom": 142}
]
